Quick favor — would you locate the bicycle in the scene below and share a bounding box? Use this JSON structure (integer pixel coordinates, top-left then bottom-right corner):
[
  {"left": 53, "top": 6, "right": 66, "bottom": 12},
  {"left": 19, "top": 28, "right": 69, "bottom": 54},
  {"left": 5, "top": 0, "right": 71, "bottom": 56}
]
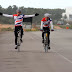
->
[{"left": 40, "top": 29, "right": 49, "bottom": 52}]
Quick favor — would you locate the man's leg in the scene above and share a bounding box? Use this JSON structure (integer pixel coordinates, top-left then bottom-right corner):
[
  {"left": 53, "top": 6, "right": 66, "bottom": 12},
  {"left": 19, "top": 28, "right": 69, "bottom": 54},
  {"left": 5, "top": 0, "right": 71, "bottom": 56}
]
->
[
  {"left": 20, "top": 28, "right": 23, "bottom": 42},
  {"left": 14, "top": 27, "right": 18, "bottom": 49},
  {"left": 48, "top": 31, "right": 50, "bottom": 49},
  {"left": 21, "top": 28, "right": 23, "bottom": 38},
  {"left": 42, "top": 31, "right": 44, "bottom": 43},
  {"left": 15, "top": 31, "right": 18, "bottom": 45}
]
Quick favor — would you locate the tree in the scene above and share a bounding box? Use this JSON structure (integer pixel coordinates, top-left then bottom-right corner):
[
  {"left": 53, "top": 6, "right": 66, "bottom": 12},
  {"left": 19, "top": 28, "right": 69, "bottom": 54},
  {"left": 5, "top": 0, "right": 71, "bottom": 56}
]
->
[
  {"left": 0, "top": 5, "right": 65, "bottom": 24},
  {"left": 63, "top": 14, "right": 67, "bottom": 19}
]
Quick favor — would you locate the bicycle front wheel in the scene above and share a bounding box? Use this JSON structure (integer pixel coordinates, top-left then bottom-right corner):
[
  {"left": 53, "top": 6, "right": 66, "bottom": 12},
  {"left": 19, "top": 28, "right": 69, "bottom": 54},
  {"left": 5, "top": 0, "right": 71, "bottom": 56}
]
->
[
  {"left": 45, "top": 45, "right": 48, "bottom": 53},
  {"left": 17, "top": 36, "right": 21, "bottom": 52}
]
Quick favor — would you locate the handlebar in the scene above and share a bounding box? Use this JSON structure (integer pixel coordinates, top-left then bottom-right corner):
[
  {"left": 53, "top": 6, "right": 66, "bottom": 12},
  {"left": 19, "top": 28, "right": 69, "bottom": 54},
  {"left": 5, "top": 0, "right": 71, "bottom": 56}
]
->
[{"left": 40, "top": 29, "right": 54, "bottom": 31}]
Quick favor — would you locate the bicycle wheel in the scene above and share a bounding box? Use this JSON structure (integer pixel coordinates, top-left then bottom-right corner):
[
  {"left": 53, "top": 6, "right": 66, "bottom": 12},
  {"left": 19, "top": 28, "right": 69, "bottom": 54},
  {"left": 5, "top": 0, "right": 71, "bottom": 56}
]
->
[
  {"left": 45, "top": 45, "right": 48, "bottom": 52},
  {"left": 44, "top": 32, "right": 48, "bottom": 53},
  {"left": 17, "top": 31, "right": 21, "bottom": 52}
]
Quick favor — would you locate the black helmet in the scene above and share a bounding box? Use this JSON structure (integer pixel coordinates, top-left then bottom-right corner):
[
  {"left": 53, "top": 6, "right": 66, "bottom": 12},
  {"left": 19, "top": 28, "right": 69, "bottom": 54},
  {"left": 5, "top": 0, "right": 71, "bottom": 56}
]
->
[{"left": 16, "top": 9, "right": 21, "bottom": 13}]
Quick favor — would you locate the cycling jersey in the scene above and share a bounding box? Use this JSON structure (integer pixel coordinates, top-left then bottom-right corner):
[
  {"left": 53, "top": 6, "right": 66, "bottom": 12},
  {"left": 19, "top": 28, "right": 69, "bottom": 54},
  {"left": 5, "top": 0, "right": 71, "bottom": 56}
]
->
[
  {"left": 13, "top": 14, "right": 24, "bottom": 26},
  {"left": 41, "top": 17, "right": 53, "bottom": 29},
  {"left": 3, "top": 14, "right": 35, "bottom": 26}
]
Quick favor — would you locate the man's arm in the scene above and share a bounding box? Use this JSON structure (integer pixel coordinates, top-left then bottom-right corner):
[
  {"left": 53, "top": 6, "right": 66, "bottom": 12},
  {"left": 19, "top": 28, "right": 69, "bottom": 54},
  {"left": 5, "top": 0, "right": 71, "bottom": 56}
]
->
[
  {"left": 24, "top": 14, "right": 35, "bottom": 18},
  {"left": 3, "top": 14, "right": 13, "bottom": 18},
  {"left": 0, "top": 12, "right": 13, "bottom": 17},
  {"left": 50, "top": 21, "right": 54, "bottom": 30},
  {"left": 41, "top": 21, "right": 43, "bottom": 29},
  {"left": 24, "top": 13, "right": 39, "bottom": 18}
]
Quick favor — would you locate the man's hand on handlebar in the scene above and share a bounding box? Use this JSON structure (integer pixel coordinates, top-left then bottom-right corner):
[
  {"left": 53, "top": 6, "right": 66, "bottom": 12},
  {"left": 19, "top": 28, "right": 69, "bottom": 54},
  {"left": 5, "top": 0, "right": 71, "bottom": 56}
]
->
[
  {"left": 40, "top": 29, "right": 43, "bottom": 31},
  {"left": 51, "top": 29, "right": 54, "bottom": 31}
]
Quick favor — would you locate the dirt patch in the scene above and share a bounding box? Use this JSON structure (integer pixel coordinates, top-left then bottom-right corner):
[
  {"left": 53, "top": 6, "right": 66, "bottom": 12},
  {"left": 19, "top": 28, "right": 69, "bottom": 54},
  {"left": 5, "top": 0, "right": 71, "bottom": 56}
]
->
[
  {"left": 0, "top": 24, "right": 27, "bottom": 31},
  {"left": 0, "top": 24, "right": 14, "bottom": 29},
  {"left": 54, "top": 26, "right": 62, "bottom": 29}
]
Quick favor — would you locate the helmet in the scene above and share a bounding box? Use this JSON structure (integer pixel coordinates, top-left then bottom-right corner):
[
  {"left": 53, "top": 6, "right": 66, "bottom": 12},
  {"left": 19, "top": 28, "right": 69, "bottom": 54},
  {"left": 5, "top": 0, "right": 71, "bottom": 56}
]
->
[
  {"left": 16, "top": 9, "right": 21, "bottom": 13},
  {"left": 44, "top": 13, "right": 51, "bottom": 17}
]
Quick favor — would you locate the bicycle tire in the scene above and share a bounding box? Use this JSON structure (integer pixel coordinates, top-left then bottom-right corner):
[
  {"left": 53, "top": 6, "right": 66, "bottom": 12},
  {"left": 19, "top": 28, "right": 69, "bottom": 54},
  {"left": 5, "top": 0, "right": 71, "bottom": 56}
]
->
[
  {"left": 44, "top": 32, "right": 49, "bottom": 53},
  {"left": 45, "top": 45, "right": 48, "bottom": 52}
]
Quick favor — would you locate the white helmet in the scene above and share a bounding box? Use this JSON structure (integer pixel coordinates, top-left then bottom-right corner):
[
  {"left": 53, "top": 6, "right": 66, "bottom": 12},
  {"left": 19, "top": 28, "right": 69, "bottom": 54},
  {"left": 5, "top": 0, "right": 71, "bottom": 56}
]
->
[{"left": 44, "top": 13, "right": 51, "bottom": 17}]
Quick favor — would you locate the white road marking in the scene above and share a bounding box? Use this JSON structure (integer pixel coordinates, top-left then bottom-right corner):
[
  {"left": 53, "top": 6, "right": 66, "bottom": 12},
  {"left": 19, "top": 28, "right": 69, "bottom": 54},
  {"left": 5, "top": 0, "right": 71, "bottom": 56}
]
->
[
  {"left": 52, "top": 49, "right": 72, "bottom": 64},
  {"left": 32, "top": 32, "right": 72, "bottom": 64}
]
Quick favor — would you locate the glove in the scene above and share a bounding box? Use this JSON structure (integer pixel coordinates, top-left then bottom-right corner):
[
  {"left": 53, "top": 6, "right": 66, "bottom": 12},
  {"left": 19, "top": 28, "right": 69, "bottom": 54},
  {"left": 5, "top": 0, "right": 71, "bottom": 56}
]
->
[
  {"left": 51, "top": 29, "right": 54, "bottom": 31},
  {"left": 35, "top": 13, "right": 39, "bottom": 16},
  {"left": 40, "top": 29, "right": 43, "bottom": 31},
  {"left": 0, "top": 12, "right": 3, "bottom": 15}
]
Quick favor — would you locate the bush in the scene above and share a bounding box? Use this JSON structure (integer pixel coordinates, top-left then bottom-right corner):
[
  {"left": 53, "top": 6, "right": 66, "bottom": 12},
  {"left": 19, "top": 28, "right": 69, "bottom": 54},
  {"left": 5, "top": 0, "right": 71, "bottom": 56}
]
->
[
  {"left": 59, "top": 25, "right": 72, "bottom": 29},
  {"left": 25, "top": 29, "right": 31, "bottom": 31},
  {"left": 25, "top": 28, "right": 40, "bottom": 32}
]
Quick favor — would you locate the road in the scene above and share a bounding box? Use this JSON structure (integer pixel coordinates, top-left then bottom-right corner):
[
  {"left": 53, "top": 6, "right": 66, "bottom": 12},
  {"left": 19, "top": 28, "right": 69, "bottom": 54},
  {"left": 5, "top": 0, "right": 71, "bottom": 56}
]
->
[{"left": 0, "top": 29, "right": 72, "bottom": 72}]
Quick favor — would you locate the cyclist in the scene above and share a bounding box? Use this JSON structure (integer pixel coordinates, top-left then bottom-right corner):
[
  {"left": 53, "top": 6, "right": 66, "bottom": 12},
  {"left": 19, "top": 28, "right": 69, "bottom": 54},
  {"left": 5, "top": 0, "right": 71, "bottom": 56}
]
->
[
  {"left": 40, "top": 13, "right": 54, "bottom": 49},
  {"left": 0, "top": 9, "right": 39, "bottom": 49}
]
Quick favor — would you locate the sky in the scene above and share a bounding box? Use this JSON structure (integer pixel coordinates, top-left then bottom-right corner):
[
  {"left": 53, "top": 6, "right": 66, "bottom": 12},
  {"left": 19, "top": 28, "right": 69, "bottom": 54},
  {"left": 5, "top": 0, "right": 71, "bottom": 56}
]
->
[{"left": 0, "top": 0, "right": 72, "bottom": 9}]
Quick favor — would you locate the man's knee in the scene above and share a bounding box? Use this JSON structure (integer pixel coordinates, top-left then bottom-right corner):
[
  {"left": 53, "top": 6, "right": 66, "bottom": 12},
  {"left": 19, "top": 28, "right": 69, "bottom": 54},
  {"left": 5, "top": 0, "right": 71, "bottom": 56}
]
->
[{"left": 42, "top": 32, "right": 44, "bottom": 37}]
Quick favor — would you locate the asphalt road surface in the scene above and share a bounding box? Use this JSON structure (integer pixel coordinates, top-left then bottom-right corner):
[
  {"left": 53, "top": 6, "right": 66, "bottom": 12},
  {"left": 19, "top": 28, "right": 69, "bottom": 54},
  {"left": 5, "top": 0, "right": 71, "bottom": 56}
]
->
[{"left": 0, "top": 29, "right": 72, "bottom": 72}]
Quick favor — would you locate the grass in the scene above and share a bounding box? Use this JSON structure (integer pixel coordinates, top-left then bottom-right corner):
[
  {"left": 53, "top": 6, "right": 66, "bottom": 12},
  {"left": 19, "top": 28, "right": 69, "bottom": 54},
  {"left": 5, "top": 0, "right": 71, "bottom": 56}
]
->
[{"left": 0, "top": 27, "right": 40, "bottom": 32}]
